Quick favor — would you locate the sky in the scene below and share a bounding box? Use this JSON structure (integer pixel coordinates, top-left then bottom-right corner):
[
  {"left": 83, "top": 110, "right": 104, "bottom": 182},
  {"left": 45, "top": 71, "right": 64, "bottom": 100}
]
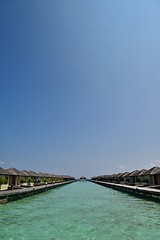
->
[{"left": 0, "top": 0, "right": 160, "bottom": 178}]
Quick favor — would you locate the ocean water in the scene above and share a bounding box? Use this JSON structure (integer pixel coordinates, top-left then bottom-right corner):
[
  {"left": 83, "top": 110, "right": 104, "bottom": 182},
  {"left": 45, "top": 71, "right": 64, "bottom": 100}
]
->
[{"left": 0, "top": 181, "right": 160, "bottom": 240}]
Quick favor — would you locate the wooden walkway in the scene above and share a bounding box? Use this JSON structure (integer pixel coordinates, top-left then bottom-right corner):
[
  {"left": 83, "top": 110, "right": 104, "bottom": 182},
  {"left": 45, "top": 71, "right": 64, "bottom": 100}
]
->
[
  {"left": 0, "top": 181, "right": 74, "bottom": 204},
  {"left": 91, "top": 180, "right": 160, "bottom": 203}
]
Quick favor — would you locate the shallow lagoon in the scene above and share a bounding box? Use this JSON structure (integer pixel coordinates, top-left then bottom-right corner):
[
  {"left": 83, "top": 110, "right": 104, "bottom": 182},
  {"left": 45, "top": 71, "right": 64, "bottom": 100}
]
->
[{"left": 0, "top": 181, "right": 160, "bottom": 240}]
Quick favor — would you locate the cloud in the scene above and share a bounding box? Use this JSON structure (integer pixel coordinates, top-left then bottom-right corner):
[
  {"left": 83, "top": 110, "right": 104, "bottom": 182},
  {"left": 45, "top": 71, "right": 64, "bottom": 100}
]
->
[
  {"left": 117, "top": 165, "right": 126, "bottom": 170},
  {"left": 149, "top": 160, "right": 160, "bottom": 167},
  {"left": 11, "top": 162, "right": 16, "bottom": 166},
  {"left": 0, "top": 161, "right": 5, "bottom": 165}
]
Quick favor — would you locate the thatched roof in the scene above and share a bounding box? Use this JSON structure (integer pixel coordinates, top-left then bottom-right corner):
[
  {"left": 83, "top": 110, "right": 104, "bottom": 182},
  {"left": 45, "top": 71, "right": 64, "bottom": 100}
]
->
[
  {"left": 6, "top": 168, "right": 20, "bottom": 176},
  {"left": 115, "top": 173, "right": 123, "bottom": 178},
  {"left": 129, "top": 170, "right": 140, "bottom": 177},
  {"left": 0, "top": 167, "right": 9, "bottom": 175},
  {"left": 150, "top": 166, "right": 160, "bottom": 175},
  {"left": 44, "top": 173, "right": 52, "bottom": 178},
  {"left": 50, "top": 174, "right": 58, "bottom": 178},
  {"left": 59, "top": 175, "right": 74, "bottom": 179},
  {"left": 110, "top": 173, "right": 117, "bottom": 178},
  {"left": 103, "top": 175, "right": 111, "bottom": 179},
  {"left": 130, "top": 169, "right": 147, "bottom": 177},
  {"left": 139, "top": 166, "right": 160, "bottom": 176},
  {"left": 24, "top": 170, "right": 39, "bottom": 177},
  {"left": 121, "top": 172, "right": 130, "bottom": 177},
  {"left": 117, "top": 173, "right": 125, "bottom": 178},
  {"left": 19, "top": 170, "right": 29, "bottom": 177},
  {"left": 37, "top": 172, "right": 46, "bottom": 177}
]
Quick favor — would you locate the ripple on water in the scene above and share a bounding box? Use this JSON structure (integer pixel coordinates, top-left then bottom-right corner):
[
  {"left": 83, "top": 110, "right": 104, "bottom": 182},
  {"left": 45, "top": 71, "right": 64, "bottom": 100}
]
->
[{"left": 0, "top": 182, "right": 160, "bottom": 240}]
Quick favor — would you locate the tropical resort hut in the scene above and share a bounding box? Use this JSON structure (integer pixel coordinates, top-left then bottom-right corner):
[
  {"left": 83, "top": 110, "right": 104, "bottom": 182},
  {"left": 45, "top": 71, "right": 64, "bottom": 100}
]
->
[
  {"left": 24, "top": 170, "right": 39, "bottom": 185},
  {"left": 79, "top": 176, "right": 87, "bottom": 181},
  {"left": 116, "top": 173, "right": 125, "bottom": 184},
  {"left": 44, "top": 173, "right": 53, "bottom": 183},
  {"left": 18, "top": 170, "right": 30, "bottom": 186},
  {"left": 59, "top": 175, "right": 74, "bottom": 182},
  {"left": 129, "top": 170, "right": 142, "bottom": 185},
  {"left": 147, "top": 166, "right": 160, "bottom": 186},
  {"left": 49, "top": 173, "right": 59, "bottom": 183},
  {"left": 6, "top": 168, "right": 21, "bottom": 187},
  {"left": 121, "top": 172, "right": 131, "bottom": 184},
  {"left": 129, "top": 169, "right": 146, "bottom": 186},
  {"left": 150, "top": 167, "right": 160, "bottom": 186},
  {"left": 95, "top": 175, "right": 104, "bottom": 181},
  {"left": 102, "top": 175, "right": 111, "bottom": 182},
  {"left": 109, "top": 174, "right": 116, "bottom": 183},
  {"left": 138, "top": 167, "right": 160, "bottom": 186},
  {"left": 37, "top": 172, "right": 47, "bottom": 184},
  {"left": 94, "top": 175, "right": 107, "bottom": 182},
  {"left": 0, "top": 167, "right": 9, "bottom": 190}
]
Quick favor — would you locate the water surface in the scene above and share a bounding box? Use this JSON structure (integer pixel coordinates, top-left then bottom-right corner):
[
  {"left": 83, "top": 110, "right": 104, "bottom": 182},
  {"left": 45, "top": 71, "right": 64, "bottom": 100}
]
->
[{"left": 0, "top": 181, "right": 160, "bottom": 240}]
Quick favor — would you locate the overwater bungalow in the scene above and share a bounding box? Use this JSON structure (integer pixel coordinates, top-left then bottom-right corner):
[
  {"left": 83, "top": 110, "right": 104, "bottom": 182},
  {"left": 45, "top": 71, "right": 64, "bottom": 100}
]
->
[
  {"left": 0, "top": 167, "right": 9, "bottom": 190},
  {"left": 115, "top": 173, "right": 124, "bottom": 184},
  {"left": 37, "top": 172, "right": 48, "bottom": 184},
  {"left": 103, "top": 175, "right": 111, "bottom": 182},
  {"left": 44, "top": 173, "right": 53, "bottom": 183},
  {"left": 24, "top": 170, "right": 39, "bottom": 185},
  {"left": 121, "top": 172, "right": 130, "bottom": 184},
  {"left": 110, "top": 174, "right": 117, "bottom": 183},
  {"left": 79, "top": 176, "right": 87, "bottom": 181},
  {"left": 150, "top": 167, "right": 160, "bottom": 185},
  {"left": 139, "top": 166, "right": 160, "bottom": 186},
  {"left": 60, "top": 175, "right": 75, "bottom": 182},
  {"left": 94, "top": 175, "right": 107, "bottom": 182},
  {"left": 6, "top": 168, "right": 21, "bottom": 187},
  {"left": 19, "top": 170, "right": 30, "bottom": 186},
  {"left": 129, "top": 169, "right": 146, "bottom": 185}
]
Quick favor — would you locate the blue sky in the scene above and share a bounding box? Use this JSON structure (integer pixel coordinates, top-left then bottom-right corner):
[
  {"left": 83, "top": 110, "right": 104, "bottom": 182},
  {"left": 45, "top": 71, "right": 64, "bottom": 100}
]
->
[{"left": 0, "top": 0, "right": 160, "bottom": 178}]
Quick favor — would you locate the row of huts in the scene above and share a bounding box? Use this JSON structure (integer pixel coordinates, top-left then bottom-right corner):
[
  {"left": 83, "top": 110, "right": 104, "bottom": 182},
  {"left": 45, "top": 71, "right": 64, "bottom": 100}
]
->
[
  {"left": 0, "top": 167, "right": 75, "bottom": 191},
  {"left": 91, "top": 166, "right": 160, "bottom": 187}
]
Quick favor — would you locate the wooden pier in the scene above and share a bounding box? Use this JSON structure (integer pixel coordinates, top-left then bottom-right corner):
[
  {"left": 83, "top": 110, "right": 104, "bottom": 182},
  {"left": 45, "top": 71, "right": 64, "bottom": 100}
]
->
[
  {"left": 91, "top": 180, "right": 160, "bottom": 203},
  {"left": 0, "top": 181, "right": 74, "bottom": 204}
]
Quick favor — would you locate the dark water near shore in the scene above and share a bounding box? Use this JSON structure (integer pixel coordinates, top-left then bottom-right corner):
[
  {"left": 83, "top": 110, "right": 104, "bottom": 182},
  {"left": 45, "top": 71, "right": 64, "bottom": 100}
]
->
[{"left": 0, "top": 181, "right": 160, "bottom": 240}]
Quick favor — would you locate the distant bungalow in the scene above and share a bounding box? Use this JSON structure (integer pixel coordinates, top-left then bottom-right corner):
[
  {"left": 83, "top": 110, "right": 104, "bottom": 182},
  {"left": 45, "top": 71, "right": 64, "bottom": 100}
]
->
[
  {"left": 91, "top": 166, "right": 160, "bottom": 188},
  {"left": 0, "top": 167, "right": 75, "bottom": 191},
  {"left": 79, "top": 176, "right": 87, "bottom": 181}
]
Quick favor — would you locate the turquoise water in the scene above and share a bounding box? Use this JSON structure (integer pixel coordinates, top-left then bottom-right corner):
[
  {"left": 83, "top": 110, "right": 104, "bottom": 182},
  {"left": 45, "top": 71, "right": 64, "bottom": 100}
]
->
[{"left": 0, "top": 181, "right": 160, "bottom": 240}]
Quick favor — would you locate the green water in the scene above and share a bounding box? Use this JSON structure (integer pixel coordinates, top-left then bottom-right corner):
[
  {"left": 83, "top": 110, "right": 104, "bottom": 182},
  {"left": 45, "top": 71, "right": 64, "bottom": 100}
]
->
[{"left": 0, "top": 182, "right": 160, "bottom": 240}]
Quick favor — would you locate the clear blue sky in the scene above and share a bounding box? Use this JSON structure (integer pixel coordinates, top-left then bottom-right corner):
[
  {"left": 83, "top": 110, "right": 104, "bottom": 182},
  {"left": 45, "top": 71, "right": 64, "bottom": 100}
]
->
[{"left": 1, "top": 0, "right": 160, "bottom": 178}]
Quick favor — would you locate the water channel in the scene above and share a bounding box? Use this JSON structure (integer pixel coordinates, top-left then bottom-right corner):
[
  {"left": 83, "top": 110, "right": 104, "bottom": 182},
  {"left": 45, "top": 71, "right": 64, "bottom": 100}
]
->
[{"left": 0, "top": 181, "right": 160, "bottom": 240}]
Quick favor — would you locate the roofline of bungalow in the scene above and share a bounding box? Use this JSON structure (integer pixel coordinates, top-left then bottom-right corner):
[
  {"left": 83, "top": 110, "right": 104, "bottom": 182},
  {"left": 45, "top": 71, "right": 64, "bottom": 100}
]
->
[
  {"left": 91, "top": 166, "right": 160, "bottom": 186},
  {"left": 0, "top": 167, "right": 75, "bottom": 190}
]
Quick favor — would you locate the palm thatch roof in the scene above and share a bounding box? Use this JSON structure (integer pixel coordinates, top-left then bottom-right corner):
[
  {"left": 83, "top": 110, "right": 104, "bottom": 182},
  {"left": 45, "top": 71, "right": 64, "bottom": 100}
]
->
[
  {"left": 115, "top": 173, "right": 123, "bottom": 178},
  {"left": 139, "top": 166, "right": 160, "bottom": 176},
  {"left": 0, "top": 167, "right": 9, "bottom": 175},
  {"left": 103, "top": 175, "right": 111, "bottom": 179},
  {"left": 121, "top": 172, "right": 130, "bottom": 177},
  {"left": 59, "top": 175, "right": 74, "bottom": 179},
  {"left": 117, "top": 172, "right": 125, "bottom": 178},
  {"left": 37, "top": 172, "right": 46, "bottom": 177},
  {"left": 6, "top": 168, "right": 21, "bottom": 176},
  {"left": 129, "top": 170, "right": 140, "bottom": 177},
  {"left": 150, "top": 166, "right": 160, "bottom": 175},
  {"left": 43, "top": 173, "right": 50, "bottom": 178},
  {"left": 19, "top": 170, "right": 30, "bottom": 176},
  {"left": 50, "top": 173, "right": 58, "bottom": 178},
  {"left": 44, "top": 173, "right": 54, "bottom": 178},
  {"left": 24, "top": 170, "right": 39, "bottom": 177}
]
